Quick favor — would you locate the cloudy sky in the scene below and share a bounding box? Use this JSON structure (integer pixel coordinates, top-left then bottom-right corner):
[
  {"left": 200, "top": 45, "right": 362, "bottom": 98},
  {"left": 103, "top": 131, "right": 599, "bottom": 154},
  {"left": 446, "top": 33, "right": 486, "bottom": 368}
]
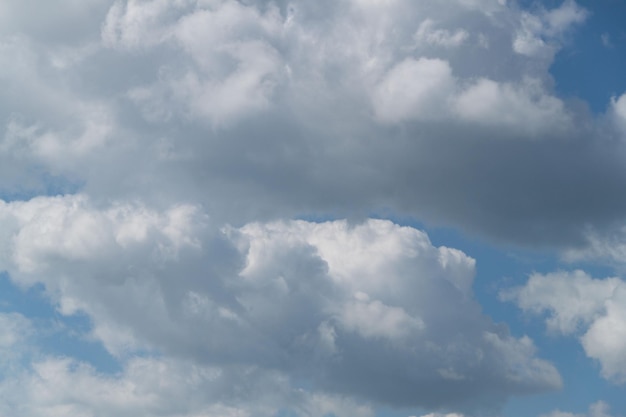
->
[{"left": 1, "top": 0, "right": 626, "bottom": 416}]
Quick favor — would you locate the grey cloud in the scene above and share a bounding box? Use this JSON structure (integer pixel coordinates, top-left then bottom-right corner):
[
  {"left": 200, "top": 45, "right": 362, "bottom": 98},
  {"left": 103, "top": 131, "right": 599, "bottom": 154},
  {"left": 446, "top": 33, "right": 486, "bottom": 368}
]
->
[
  {"left": 1, "top": 0, "right": 622, "bottom": 252},
  {"left": 0, "top": 0, "right": 111, "bottom": 43}
]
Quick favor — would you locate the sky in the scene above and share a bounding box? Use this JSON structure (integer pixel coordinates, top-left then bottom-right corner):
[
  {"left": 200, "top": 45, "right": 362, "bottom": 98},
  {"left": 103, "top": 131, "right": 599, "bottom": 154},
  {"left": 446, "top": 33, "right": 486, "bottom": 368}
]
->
[{"left": 0, "top": 0, "right": 626, "bottom": 416}]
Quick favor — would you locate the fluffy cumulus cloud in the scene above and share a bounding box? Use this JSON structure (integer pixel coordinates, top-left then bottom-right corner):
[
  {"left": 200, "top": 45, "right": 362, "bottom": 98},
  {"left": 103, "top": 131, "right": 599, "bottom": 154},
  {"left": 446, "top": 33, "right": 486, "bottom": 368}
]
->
[
  {"left": 0, "top": 196, "right": 561, "bottom": 414},
  {"left": 501, "top": 270, "right": 626, "bottom": 382},
  {"left": 0, "top": 0, "right": 623, "bottom": 415}
]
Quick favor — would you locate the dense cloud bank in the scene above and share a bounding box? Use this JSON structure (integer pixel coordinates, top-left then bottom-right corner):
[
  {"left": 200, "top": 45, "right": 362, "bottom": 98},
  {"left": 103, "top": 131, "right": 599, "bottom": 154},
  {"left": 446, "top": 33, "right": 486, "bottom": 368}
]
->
[{"left": 0, "top": 0, "right": 624, "bottom": 416}]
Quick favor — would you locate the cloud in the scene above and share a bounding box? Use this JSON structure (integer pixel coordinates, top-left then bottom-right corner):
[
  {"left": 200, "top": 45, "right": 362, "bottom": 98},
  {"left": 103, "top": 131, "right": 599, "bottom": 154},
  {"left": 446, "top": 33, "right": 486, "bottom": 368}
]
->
[
  {"left": 541, "top": 401, "right": 615, "bottom": 417},
  {"left": 513, "top": 0, "right": 587, "bottom": 58},
  {"left": 453, "top": 77, "right": 570, "bottom": 134},
  {"left": 0, "top": 354, "right": 376, "bottom": 417},
  {"left": 562, "top": 221, "right": 626, "bottom": 267},
  {"left": 414, "top": 19, "right": 469, "bottom": 48},
  {"left": 543, "top": 0, "right": 588, "bottom": 36},
  {"left": 0, "top": 0, "right": 111, "bottom": 43},
  {"left": 0, "top": 0, "right": 620, "bottom": 414},
  {"left": 611, "top": 93, "right": 626, "bottom": 134},
  {"left": 0, "top": 312, "right": 33, "bottom": 370},
  {"left": 0, "top": 0, "right": 618, "bottom": 252},
  {"left": 0, "top": 312, "right": 31, "bottom": 349},
  {"left": 372, "top": 58, "right": 455, "bottom": 123},
  {"left": 0, "top": 0, "right": 619, "bottom": 253},
  {"left": 0, "top": 195, "right": 561, "bottom": 412},
  {"left": 502, "top": 271, "right": 626, "bottom": 382},
  {"left": 418, "top": 413, "right": 465, "bottom": 417},
  {"left": 116, "top": 0, "right": 286, "bottom": 125}
]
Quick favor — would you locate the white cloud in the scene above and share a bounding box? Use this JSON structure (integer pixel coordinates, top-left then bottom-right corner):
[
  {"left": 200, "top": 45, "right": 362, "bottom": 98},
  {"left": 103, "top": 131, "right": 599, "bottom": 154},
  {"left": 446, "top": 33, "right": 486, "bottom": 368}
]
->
[
  {"left": 0, "top": 312, "right": 31, "bottom": 349},
  {"left": 0, "top": 355, "right": 373, "bottom": 417},
  {"left": 541, "top": 401, "right": 614, "bottom": 417},
  {"left": 500, "top": 270, "right": 620, "bottom": 335},
  {"left": 543, "top": 0, "right": 588, "bottom": 36},
  {"left": 414, "top": 19, "right": 469, "bottom": 48},
  {"left": 513, "top": 0, "right": 587, "bottom": 58},
  {"left": 454, "top": 77, "right": 570, "bottom": 135},
  {"left": 582, "top": 299, "right": 626, "bottom": 382},
  {"left": 0, "top": 312, "right": 33, "bottom": 378},
  {"left": 2, "top": 102, "right": 114, "bottom": 170},
  {"left": 235, "top": 219, "right": 561, "bottom": 407},
  {"left": 372, "top": 58, "right": 455, "bottom": 123},
  {"left": 338, "top": 294, "right": 425, "bottom": 341},
  {"left": 561, "top": 219, "right": 626, "bottom": 269},
  {"left": 503, "top": 271, "right": 626, "bottom": 382},
  {"left": 611, "top": 93, "right": 626, "bottom": 134},
  {"left": 0, "top": 195, "right": 213, "bottom": 357},
  {"left": 0, "top": 357, "right": 284, "bottom": 417},
  {"left": 0, "top": 197, "right": 560, "bottom": 410},
  {"left": 123, "top": 1, "right": 286, "bottom": 125}
]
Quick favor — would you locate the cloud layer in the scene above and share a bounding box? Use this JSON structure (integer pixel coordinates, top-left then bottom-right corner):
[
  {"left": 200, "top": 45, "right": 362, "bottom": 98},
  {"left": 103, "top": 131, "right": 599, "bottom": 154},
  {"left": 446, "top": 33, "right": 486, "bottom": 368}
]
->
[
  {"left": 0, "top": 0, "right": 624, "bottom": 249},
  {"left": 0, "top": 0, "right": 623, "bottom": 415}
]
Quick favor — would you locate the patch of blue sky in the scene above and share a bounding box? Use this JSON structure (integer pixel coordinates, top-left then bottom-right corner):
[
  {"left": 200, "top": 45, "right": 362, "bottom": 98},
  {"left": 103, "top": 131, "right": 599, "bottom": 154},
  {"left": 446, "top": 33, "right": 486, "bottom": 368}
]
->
[
  {"left": 0, "top": 273, "right": 121, "bottom": 374},
  {"left": 548, "top": 0, "right": 626, "bottom": 113},
  {"left": 504, "top": 347, "right": 625, "bottom": 417},
  {"left": 295, "top": 213, "right": 343, "bottom": 224},
  {"left": 0, "top": 169, "right": 83, "bottom": 202},
  {"left": 35, "top": 315, "right": 123, "bottom": 375}
]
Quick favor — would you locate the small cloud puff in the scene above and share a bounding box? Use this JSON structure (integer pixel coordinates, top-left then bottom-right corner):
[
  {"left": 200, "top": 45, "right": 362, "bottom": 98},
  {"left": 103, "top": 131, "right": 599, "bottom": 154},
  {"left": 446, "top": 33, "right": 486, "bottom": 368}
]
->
[{"left": 503, "top": 271, "right": 626, "bottom": 382}]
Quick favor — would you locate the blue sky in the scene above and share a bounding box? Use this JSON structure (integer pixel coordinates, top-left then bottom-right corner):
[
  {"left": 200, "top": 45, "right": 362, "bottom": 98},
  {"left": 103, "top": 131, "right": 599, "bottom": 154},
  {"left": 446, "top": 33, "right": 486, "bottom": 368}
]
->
[
  {"left": 549, "top": 0, "right": 626, "bottom": 112},
  {"left": 1, "top": 1, "right": 626, "bottom": 416}
]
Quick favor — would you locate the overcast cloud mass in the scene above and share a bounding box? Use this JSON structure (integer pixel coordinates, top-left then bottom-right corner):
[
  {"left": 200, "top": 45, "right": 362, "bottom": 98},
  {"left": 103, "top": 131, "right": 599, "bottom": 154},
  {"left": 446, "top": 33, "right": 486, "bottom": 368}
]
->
[{"left": 1, "top": 0, "right": 626, "bottom": 416}]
